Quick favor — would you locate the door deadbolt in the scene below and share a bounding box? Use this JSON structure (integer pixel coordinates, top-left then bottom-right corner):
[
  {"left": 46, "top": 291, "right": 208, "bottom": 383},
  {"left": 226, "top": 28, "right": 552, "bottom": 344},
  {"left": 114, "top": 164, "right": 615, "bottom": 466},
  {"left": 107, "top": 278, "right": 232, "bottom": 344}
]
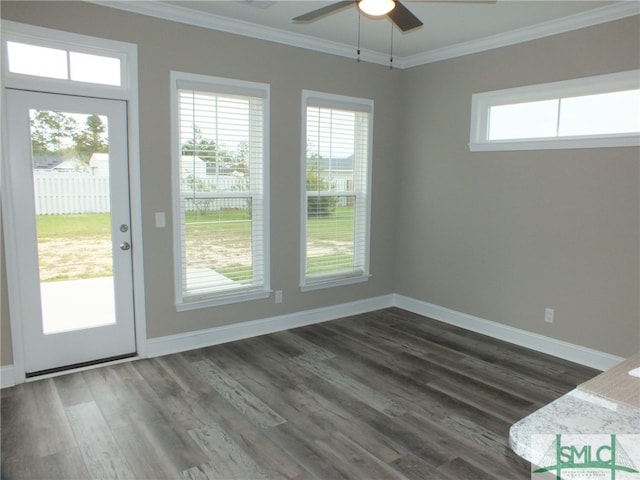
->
[{"left": 120, "top": 224, "right": 129, "bottom": 232}]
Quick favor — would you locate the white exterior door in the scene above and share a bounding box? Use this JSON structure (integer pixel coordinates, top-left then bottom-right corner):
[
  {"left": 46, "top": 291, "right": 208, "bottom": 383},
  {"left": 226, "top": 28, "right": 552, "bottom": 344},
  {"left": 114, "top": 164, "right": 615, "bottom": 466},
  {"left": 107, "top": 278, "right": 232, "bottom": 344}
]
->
[{"left": 4, "top": 89, "right": 136, "bottom": 375}]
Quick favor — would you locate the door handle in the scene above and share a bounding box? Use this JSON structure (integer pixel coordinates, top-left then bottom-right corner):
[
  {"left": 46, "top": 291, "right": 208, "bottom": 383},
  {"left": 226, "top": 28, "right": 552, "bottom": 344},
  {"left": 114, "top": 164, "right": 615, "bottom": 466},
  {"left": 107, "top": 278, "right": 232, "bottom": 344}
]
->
[{"left": 120, "top": 242, "right": 131, "bottom": 251}]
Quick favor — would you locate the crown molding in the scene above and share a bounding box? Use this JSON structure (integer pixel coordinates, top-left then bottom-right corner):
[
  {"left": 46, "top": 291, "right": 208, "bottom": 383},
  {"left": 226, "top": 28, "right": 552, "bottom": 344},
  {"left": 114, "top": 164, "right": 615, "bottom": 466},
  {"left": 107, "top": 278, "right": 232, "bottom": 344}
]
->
[
  {"left": 90, "top": 1, "right": 638, "bottom": 69},
  {"left": 402, "top": 1, "right": 640, "bottom": 68},
  {"left": 90, "top": 0, "right": 391, "bottom": 67}
]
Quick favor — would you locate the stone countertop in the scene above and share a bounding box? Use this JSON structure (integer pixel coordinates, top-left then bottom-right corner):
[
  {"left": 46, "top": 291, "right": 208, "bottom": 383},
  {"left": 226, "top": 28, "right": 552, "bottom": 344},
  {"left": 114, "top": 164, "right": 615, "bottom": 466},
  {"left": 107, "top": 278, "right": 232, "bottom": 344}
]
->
[
  {"left": 509, "top": 388, "right": 640, "bottom": 463},
  {"left": 510, "top": 351, "right": 640, "bottom": 473}
]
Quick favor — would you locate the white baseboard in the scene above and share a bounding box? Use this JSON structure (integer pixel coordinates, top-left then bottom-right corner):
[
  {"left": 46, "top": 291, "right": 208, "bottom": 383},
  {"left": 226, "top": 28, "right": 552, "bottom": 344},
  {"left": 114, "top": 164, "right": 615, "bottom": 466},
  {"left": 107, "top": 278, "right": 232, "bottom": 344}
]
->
[
  {"left": 3, "top": 292, "right": 623, "bottom": 387},
  {"left": 1, "top": 365, "right": 15, "bottom": 388},
  {"left": 147, "top": 294, "right": 395, "bottom": 358},
  {"left": 394, "top": 294, "right": 623, "bottom": 371}
]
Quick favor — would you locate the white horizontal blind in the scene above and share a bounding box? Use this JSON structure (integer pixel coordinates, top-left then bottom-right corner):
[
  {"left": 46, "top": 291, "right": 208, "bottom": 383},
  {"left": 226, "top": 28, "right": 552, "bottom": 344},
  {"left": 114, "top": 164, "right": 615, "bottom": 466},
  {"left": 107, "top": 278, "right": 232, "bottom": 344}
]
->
[
  {"left": 175, "top": 75, "right": 267, "bottom": 304},
  {"left": 303, "top": 92, "right": 372, "bottom": 287}
]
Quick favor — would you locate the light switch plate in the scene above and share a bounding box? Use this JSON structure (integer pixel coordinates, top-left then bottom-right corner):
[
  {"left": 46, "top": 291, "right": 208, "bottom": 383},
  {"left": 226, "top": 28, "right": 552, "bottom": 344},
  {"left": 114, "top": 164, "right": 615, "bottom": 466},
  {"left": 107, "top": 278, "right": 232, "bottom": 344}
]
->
[{"left": 155, "top": 212, "right": 166, "bottom": 228}]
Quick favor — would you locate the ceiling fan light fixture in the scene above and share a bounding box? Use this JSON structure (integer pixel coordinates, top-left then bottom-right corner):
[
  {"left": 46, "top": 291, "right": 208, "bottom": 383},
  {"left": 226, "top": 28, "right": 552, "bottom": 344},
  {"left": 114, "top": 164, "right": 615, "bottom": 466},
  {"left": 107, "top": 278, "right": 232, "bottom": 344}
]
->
[{"left": 358, "top": 0, "right": 395, "bottom": 17}]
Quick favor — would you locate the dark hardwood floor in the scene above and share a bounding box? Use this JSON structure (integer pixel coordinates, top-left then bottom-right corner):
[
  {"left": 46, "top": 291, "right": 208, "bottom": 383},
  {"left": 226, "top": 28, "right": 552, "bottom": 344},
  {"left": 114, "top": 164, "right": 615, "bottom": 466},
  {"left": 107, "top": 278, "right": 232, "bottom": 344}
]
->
[{"left": 1, "top": 307, "right": 598, "bottom": 480}]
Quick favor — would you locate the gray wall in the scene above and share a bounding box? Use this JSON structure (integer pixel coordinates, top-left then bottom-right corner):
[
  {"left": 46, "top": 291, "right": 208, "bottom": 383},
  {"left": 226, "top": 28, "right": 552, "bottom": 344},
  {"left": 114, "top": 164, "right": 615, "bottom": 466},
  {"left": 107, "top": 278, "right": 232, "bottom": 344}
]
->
[
  {"left": 1, "top": 210, "right": 10, "bottom": 366},
  {"left": 395, "top": 16, "right": 640, "bottom": 357},
  {"left": 1, "top": 2, "right": 638, "bottom": 367},
  {"left": 0, "top": 1, "right": 400, "bottom": 365}
]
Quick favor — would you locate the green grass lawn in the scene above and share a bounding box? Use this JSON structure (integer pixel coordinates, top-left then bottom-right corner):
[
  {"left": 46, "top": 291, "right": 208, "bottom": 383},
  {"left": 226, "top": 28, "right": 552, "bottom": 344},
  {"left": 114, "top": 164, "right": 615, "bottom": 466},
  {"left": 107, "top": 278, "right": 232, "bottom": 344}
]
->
[
  {"left": 36, "top": 213, "right": 114, "bottom": 281},
  {"left": 36, "top": 209, "right": 355, "bottom": 238},
  {"left": 306, "top": 207, "right": 355, "bottom": 238},
  {"left": 36, "top": 208, "right": 357, "bottom": 281},
  {"left": 305, "top": 206, "right": 355, "bottom": 276},
  {"left": 305, "top": 253, "right": 354, "bottom": 275},
  {"left": 37, "top": 213, "right": 112, "bottom": 238}
]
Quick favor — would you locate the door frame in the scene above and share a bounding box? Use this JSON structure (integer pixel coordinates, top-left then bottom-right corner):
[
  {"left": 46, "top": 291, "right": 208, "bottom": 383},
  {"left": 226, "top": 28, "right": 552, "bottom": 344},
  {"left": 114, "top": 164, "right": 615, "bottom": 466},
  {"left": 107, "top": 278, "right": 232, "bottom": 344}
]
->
[
  {"left": 1, "top": 20, "right": 147, "bottom": 384},
  {"left": 6, "top": 90, "right": 137, "bottom": 373}
]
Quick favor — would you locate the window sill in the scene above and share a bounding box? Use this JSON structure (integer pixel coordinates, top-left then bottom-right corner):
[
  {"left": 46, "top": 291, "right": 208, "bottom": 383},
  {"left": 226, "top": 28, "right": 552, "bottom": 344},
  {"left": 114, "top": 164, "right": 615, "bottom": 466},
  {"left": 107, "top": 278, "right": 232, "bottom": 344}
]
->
[
  {"left": 469, "top": 134, "right": 640, "bottom": 152},
  {"left": 301, "top": 273, "right": 371, "bottom": 292},
  {"left": 176, "top": 288, "right": 271, "bottom": 312}
]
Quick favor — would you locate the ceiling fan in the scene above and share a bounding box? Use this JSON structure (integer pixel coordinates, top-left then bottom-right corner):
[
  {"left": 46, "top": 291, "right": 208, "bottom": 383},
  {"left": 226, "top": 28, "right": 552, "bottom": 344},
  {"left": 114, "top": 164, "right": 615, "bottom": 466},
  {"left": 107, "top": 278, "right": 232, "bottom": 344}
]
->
[{"left": 293, "top": 0, "right": 495, "bottom": 33}]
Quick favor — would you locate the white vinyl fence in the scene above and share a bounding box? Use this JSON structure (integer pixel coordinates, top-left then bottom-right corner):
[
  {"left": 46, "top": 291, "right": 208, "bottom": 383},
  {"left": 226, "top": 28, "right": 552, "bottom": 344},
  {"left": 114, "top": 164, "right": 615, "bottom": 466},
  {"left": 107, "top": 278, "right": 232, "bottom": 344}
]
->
[
  {"left": 34, "top": 172, "right": 110, "bottom": 215},
  {"left": 34, "top": 172, "right": 251, "bottom": 215},
  {"left": 34, "top": 172, "right": 355, "bottom": 215}
]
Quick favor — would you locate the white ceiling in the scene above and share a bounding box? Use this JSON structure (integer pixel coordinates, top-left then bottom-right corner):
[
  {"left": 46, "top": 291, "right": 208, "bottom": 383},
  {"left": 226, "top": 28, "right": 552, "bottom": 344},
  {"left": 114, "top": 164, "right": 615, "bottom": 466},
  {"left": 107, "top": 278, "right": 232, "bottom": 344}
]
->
[{"left": 97, "top": 1, "right": 639, "bottom": 68}]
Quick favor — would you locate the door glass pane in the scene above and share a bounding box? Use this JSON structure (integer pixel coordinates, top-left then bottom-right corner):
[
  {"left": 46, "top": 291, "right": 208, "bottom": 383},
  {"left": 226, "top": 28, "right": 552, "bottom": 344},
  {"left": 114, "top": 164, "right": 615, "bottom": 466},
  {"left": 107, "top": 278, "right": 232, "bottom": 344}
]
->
[{"left": 29, "top": 109, "right": 115, "bottom": 334}]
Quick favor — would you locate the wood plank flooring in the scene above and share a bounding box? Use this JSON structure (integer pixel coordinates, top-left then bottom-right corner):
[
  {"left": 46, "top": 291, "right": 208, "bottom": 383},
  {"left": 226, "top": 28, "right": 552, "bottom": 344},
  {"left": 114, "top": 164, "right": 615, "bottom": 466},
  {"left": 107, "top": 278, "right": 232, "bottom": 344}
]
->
[{"left": 0, "top": 307, "right": 598, "bottom": 480}]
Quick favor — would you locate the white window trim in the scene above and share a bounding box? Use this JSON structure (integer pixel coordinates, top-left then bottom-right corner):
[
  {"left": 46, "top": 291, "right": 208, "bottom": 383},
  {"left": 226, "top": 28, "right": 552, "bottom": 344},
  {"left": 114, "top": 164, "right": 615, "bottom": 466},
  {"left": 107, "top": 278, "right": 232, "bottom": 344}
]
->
[
  {"left": 170, "top": 71, "right": 270, "bottom": 311},
  {"left": 469, "top": 69, "right": 640, "bottom": 152},
  {"left": 300, "top": 90, "right": 373, "bottom": 292},
  {"left": 1, "top": 20, "right": 147, "bottom": 381}
]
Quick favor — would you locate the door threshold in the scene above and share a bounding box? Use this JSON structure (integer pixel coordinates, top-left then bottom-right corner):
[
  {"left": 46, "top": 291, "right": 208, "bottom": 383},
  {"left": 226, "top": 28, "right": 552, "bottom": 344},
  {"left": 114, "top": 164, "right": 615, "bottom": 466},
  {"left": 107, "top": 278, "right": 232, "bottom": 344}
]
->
[{"left": 25, "top": 352, "right": 138, "bottom": 380}]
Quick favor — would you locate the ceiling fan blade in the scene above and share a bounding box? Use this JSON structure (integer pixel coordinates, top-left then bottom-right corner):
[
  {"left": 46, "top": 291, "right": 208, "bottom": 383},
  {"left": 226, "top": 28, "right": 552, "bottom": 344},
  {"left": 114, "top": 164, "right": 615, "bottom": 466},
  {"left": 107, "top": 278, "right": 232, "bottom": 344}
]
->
[
  {"left": 410, "top": 0, "right": 495, "bottom": 3},
  {"left": 292, "top": 1, "right": 354, "bottom": 23},
  {"left": 387, "top": 1, "right": 423, "bottom": 32}
]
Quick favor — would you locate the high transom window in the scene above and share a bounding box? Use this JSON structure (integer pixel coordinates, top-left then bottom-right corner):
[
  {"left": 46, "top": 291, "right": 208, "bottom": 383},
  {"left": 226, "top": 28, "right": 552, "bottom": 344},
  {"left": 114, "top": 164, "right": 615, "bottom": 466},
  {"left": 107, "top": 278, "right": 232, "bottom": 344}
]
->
[
  {"left": 5, "top": 40, "right": 122, "bottom": 86},
  {"left": 470, "top": 70, "right": 640, "bottom": 151}
]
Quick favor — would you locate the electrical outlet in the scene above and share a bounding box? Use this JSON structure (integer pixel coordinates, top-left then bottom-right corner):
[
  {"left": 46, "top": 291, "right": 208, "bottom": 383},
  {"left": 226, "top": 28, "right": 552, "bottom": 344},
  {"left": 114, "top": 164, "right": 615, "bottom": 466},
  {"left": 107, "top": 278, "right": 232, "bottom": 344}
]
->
[
  {"left": 275, "top": 290, "right": 283, "bottom": 304},
  {"left": 544, "top": 308, "right": 554, "bottom": 324}
]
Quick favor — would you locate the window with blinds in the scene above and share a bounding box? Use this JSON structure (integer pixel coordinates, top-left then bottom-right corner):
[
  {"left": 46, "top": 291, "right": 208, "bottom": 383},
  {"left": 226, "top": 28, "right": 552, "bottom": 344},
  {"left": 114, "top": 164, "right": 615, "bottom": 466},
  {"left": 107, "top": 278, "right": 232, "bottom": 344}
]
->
[
  {"left": 301, "top": 91, "right": 373, "bottom": 290},
  {"left": 171, "top": 72, "right": 270, "bottom": 310}
]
